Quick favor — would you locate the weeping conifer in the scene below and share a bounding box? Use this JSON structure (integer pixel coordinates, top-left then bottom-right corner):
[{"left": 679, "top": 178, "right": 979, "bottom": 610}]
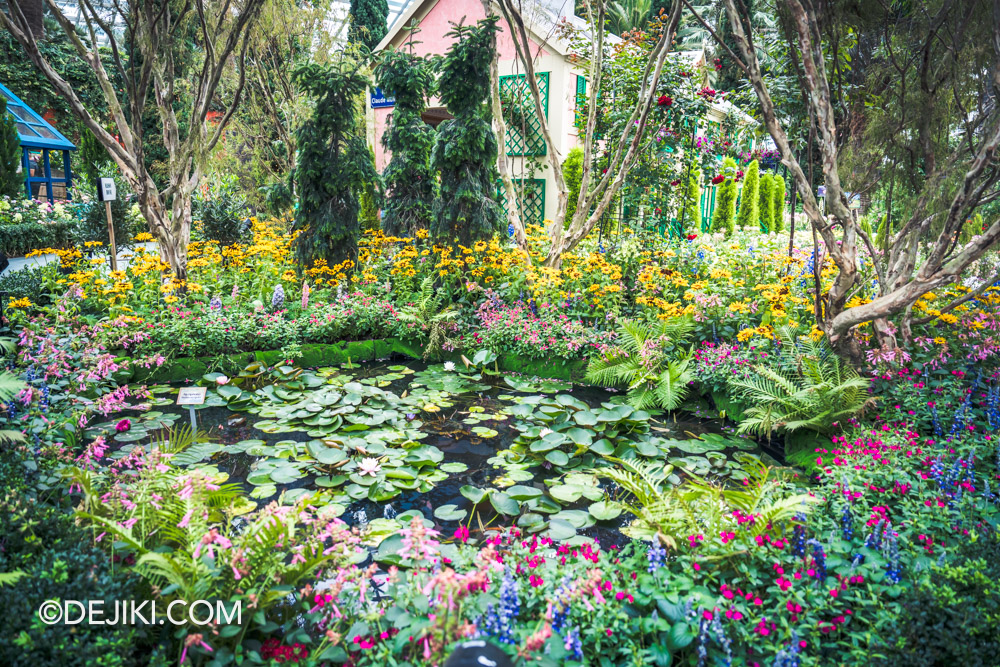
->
[
  {"left": 376, "top": 49, "right": 436, "bottom": 237},
  {"left": 293, "top": 61, "right": 380, "bottom": 268},
  {"left": 431, "top": 18, "right": 503, "bottom": 245}
]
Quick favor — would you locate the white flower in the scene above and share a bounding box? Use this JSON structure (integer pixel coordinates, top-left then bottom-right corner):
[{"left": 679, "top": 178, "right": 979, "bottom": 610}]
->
[
  {"left": 443, "top": 361, "right": 456, "bottom": 371},
  {"left": 357, "top": 457, "right": 381, "bottom": 477},
  {"left": 215, "top": 375, "right": 230, "bottom": 385},
  {"left": 539, "top": 428, "right": 553, "bottom": 437}
]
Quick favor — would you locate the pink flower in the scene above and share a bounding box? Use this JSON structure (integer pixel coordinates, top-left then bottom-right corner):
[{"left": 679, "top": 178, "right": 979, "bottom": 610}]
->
[
  {"left": 454, "top": 526, "right": 469, "bottom": 542},
  {"left": 115, "top": 418, "right": 131, "bottom": 432}
]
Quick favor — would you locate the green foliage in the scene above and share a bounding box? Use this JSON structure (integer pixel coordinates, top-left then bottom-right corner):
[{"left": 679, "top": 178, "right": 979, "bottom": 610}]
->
[
  {"left": 563, "top": 146, "right": 585, "bottom": 224},
  {"left": 0, "top": 220, "right": 72, "bottom": 256},
  {"left": 594, "top": 455, "right": 818, "bottom": 553},
  {"left": 194, "top": 175, "right": 250, "bottom": 247},
  {"left": 711, "top": 157, "right": 738, "bottom": 235},
  {"left": 0, "top": 494, "right": 141, "bottom": 667},
  {"left": 77, "top": 122, "right": 113, "bottom": 189},
  {"left": 397, "top": 276, "right": 459, "bottom": 359},
  {"left": 293, "top": 60, "right": 380, "bottom": 268},
  {"left": 349, "top": 0, "right": 389, "bottom": 51},
  {"left": 729, "top": 326, "right": 873, "bottom": 439},
  {"left": 376, "top": 49, "right": 436, "bottom": 236},
  {"left": 878, "top": 532, "right": 1000, "bottom": 666},
  {"left": 0, "top": 98, "right": 21, "bottom": 199},
  {"left": 772, "top": 173, "right": 786, "bottom": 232},
  {"left": 736, "top": 159, "right": 760, "bottom": 229},
  {"left": 758, "top": 172, "right": 774, "bottom": 232},
  {"left": 431, "top": 18, "right": 503, "bottom": 245},
  {"left": 585, "top": 317, "right": 695, "bottom": 410},
  {"left": 73, "top": 167, "right": 143, "bottom": 249}
]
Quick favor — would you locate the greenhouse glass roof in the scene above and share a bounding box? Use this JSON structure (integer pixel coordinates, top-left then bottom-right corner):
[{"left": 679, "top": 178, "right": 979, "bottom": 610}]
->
[{"left": 0, "top": 82, "right": 75, "bottom": 151}]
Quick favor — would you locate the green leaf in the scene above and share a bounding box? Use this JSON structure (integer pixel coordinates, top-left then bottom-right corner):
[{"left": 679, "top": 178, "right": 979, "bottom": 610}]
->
[
  {"left": 589, "top": 500, "right": 623, "bottom": 521},
  {"left": 489, "top": 491, "right": 520, "bottom": 516}
]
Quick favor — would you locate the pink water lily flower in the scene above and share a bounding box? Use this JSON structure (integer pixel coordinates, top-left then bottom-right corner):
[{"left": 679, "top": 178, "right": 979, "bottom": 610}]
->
[
  {"left": 216, "top": 376, "right": 230, "bottom": 385},
  {"left": 358, "top": 458, "right": 381, "bottom": 477}
]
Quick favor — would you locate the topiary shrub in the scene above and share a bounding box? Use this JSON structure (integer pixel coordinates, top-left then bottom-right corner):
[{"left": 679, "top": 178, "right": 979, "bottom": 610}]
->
[
  {"left": 735, "top": 159, "right": 759, "bottom": 229},
  {"left": 758, "top": 172, "right": 774, "bottom": 232},
  {"left": 772, "top": 173, "right": 786, "bottom": 232},
  {"left": 711, "top": 157, "right": 738, "bottom": 236}
]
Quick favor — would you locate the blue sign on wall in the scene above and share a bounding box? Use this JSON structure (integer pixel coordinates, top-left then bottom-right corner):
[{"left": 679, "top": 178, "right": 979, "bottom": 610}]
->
[{"left": 370, "top": 87, "right": 396, "bottom": 108}]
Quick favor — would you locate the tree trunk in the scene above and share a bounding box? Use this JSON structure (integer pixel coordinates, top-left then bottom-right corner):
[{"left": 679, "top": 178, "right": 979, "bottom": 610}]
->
[{"left": 13, "top": 0, "right": 44, "bottom": 40}]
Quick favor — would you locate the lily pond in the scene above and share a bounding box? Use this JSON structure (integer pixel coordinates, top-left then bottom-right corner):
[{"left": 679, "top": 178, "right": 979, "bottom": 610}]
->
[{"left": 91, "top": 358, "right": 779, "bottom": 554}]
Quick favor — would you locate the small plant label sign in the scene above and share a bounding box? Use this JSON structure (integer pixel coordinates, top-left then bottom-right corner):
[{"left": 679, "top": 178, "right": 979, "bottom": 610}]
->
[{"left": 176, "top": 387, "right": 208, "bottom": 405}]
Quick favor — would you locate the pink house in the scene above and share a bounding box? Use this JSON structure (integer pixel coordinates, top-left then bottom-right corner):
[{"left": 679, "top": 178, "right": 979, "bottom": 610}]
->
[{"left": 370, "top": 0, "right": 590, "bottom": 224}]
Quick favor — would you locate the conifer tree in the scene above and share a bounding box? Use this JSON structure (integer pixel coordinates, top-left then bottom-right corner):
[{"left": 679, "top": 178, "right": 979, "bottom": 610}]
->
[
  {"left": 0, "top": 98, "right": 22, "bottom": 199},
  {"left": 758, "top": 172, "right": 774, "bottom": 232},
  {"left": 736, "top": 159, "right": 760, "bottom": 229},
  {"left": 772, "top": 174, "right": 786, "bottom": 233},
  {"left": 293, "top": 61, "right": 379, "bottom": 268},
  {"left": 431, "top": 18, "right": 503, "bottom": 245},
  {"left": 376, "top": 48, "right": 436, "bottom": 236},
  {"left": 711, "top": 157, "right": 739, "bottom": 236},
  {"left": 349, "top": 0, "right": 389, "bottom": 51}
]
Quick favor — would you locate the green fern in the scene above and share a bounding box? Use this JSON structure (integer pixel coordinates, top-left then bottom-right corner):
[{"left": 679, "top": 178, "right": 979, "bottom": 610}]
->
[
  {"left": 594, "top": 454, "right": 819, "bottom": 557},
  {"left": 585, "top": 318, "right": 695, "bottom": 410},
  {"left": 729, "top": 326, "right": 873, "bottom": 436},
  {"left": 398, "top": 276, "right": 459, "bottom": 360}
]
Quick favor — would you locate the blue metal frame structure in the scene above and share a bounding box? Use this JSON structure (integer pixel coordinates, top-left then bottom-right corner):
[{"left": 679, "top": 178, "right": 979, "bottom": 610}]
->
[{"left": 0, "top": 82, "right": 77, "bottom": 203}]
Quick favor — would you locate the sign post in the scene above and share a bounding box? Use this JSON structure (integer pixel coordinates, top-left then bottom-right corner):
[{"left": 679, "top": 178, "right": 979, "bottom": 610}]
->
[
  {"left": 97, "top": 178, "right": 118, "bottom": 272},
  {"left": 176, "top": 386, "right": 208, "bottom": 433}
]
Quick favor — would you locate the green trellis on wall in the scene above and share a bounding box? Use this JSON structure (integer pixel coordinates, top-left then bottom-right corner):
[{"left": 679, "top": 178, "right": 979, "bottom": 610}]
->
[
  {"left": 497, "top": 178, "right": 546, "bottom": 227},
  {"left": 499, "top": 72, "right": 549, "bottom": 156}
]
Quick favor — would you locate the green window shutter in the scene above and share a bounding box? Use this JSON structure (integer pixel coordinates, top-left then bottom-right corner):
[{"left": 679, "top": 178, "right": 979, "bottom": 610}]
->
[
  {"left": 496, "top": 178, "right": 546, "bottom": 227},
  {"left": 498, "top": 72, "right": 549, "bottom": 156}
]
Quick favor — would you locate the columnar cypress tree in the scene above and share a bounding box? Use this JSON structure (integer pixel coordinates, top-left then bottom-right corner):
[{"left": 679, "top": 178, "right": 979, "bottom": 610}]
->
[
  {"left": 349, "top": 0, "right": 389, "bottom": 51},
  {"left": 711, "top": 157, "right": 738, "bottom": 236},
  {"left": 0, "top": 98, "right": 22, "bottom": 199},
  {"left": 758, "top": 172, "right": 774, "bottom": 232},
  {"left": 772, "top": 174, "right": 786, "bottom": 232},
  {"left": 431, "top": 18, "right": 503, "bottom": 245},
  {"left": 293, "top": 61, "right": 380, "bottom": 268},
  {"left": 375, "top": 49, "right": 436, "bottom": 237},
  {"left": 736, "top": 159, "right": 760, "bottom": 229}
]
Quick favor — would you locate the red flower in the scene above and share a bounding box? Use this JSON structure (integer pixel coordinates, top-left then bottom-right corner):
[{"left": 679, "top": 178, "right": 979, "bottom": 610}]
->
[
  {"left": 711, "top": 174, "right": 725, "bottom": 185},
  {"left": 686, "top": 233, "right": 698, "bottom": 240},
  {"left": 657, "top": 95, "right": 673, "bottom": 107},
  {"left": 670, "top": 179, "right": 680, "bottom": 186}
]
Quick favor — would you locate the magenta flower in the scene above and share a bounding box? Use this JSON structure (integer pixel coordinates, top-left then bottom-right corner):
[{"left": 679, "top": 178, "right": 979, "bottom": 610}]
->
[{"left": 115, "top": 418, "right": 131, "bottom": 432}]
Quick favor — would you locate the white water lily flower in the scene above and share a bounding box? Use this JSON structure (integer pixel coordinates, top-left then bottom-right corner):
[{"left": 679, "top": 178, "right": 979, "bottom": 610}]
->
[
  {"left": 443, "top": 361, "right": 456, "bottom": 371},
  {"left": 358, "top": 457, "right": 381, "bottom": 477},
  {"left": 539, "top": 428, "right": 553, "bottom": 437},
  {"left": 216, "top": 375, "right": 230, "bottom": 385}
]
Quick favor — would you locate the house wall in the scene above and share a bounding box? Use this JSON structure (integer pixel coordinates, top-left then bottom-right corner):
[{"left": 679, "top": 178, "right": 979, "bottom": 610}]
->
[{"left": 371, "top": 0, "right": 583, "bottom": 224}]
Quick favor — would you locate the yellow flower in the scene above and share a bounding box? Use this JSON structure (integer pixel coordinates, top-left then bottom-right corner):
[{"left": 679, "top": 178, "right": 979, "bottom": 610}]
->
[
  {"left": 164, "top": 295, "right": 179, "bottom": 304},
  {"left": 8, "top": 297, "right": 32, "bottom": 308},
  {"left": 737, "top": 327, "right": 756, "bottom": 342},
  {"left": 937, "top": 313, "right": 959, "bottom": 325},
  {"left": 933, "top": 337, "right": 947, "bottom": 345},
  {"left": 135, "top": 232, "right": 154, "bottom": 242}
]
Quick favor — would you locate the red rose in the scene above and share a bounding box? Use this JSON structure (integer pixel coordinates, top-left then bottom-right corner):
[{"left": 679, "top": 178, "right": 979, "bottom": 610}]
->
[
  {"left": 657, "top": 95, "right": 673, "bottom": 107},
  {"left": 711, "top": 174, "right": 725, "bottom": 185}
]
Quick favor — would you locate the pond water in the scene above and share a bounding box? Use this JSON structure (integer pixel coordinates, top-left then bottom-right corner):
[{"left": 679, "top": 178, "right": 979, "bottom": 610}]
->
[{"left": 101, "top": 357, "right": 776, "bottom": 547}]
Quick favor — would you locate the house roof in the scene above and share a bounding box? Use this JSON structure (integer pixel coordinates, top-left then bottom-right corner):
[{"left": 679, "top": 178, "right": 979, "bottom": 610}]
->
[
  {"left": 0, "top": 82, "right": 76, "bottom": 151},
  {"left": 374, "top": 0, "right": 607, "bottom": 58}
]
